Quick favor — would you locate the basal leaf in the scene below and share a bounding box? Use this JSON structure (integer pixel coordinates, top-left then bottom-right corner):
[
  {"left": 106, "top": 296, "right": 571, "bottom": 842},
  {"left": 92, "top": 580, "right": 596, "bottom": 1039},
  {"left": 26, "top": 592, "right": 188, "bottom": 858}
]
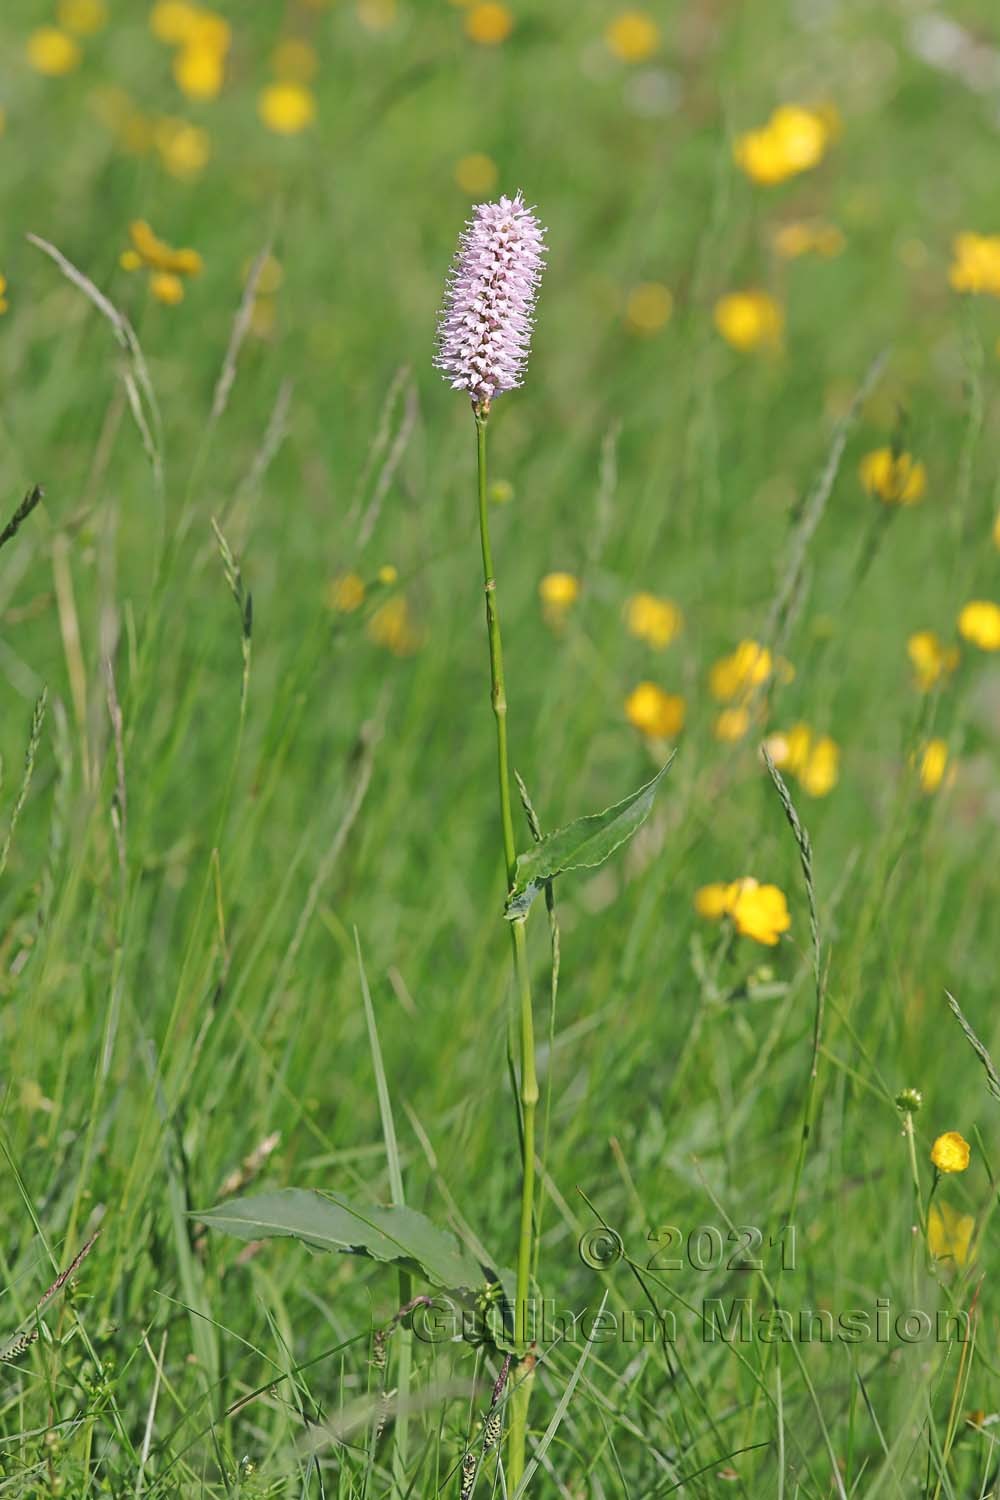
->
[
  {"left": 201, "top": 1189, "right": 488, "bottom": 1292},
  {"left": 504, "top": 759, "right": 673, "bottom": 920}
]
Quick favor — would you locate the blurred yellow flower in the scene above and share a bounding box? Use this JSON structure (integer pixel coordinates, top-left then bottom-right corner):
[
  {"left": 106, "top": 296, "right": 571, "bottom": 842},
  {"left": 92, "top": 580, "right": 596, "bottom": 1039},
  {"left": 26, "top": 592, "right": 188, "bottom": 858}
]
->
[
  {"left": 121, "top": 220, "right": 203, "bottom": 276},
  {"left": 931, "top": 1131, "right": 970, "bottom": 1174},
  {"left": 714, "top": 707, "right": 750, "bottom": 742},
  {"left": 272, "top": 38, "right": 320, "bottom": 83},
  {"left": 766, "top": 723, "right": 839, "bottom": 797},
  {"left": 625, "top": 282, "right": 673, "bottom": 335},
  {"left": 58, "top": 0, "right": 107, "bottom": 34},
  {"left": 539, "top": 572, "right": 580, "bottom": 607},
  {"left": 377, "top": 564, "right": 398, "bottom": 585},
  {"left": 604, "top": 11, "right": 660, "bottom": 63},
  {"left": 958, "top": 600, "right": 1000, "bottom": 651},
  {"left": 714, "top": 291, "right": 784, "bottom": 352},
  {"left": 859, "top": 447, "right": 926, "bottom": 505},
  {"left": 695, "top": 877, "right": 791, "bottom": 946},
  {"left": 150, "top": 271, "right": 185, "bottom": 305},
  {"left": 625, "top": 592, "right": 683, "bottom": 649},
  {"left": 357, "top": 0, "right": 398, "bottom": 30},
  {"left": 327, "top": 573, "right": 366, "bottom": 613},
  {"left": 917, "top": 739, "right": 951, "bottom": 794},
  {"left": 949, "top": 233, "right": 1000, "bottom": 297},
  {"left": 174, "top": 43, "right": 225, "bottom": 100},
  {"left": 0, "top": 274, "right": 8, "bottom": 316},
  {"left": 625, "top": 682, "right": 685, "bottom": 739},
  {"left": 465, "top": 2, "right": 513, "bottom": 45},
  {"left": 539, "top": 571, "right": 580, "bottom": 627},
  {"left": 259, "top": 82, "right": 316, "bottom": 134},
  {"left": 150, "top": 1, "right": 202, "bottom": 43},
  {"left": 798, "top": 735, "right": 839, "bottom": 797},
  {"left": 27, "top": 27, "right": 82, "bottom": 76},
  {"left": 773, "top": 220, "right": 845, "bottom": 259},
  {"left": 927, "top": 1202, "right": 974, "bottom": 1267},
  {"left": 154, "top": 117, "right": 211, "bottom": 178},
  {"left": 907, "top": 630, "right": 959, "bottom": 691},
  {"left": 455, "top": 153, "right": 498, "bottom": 195},
  {"left": 734, "top": 104, "right": 829, "bottom": 186},
  {"left": 367, "top": 595, "right": 422, "bottom": 655},
  {"left": 710, "top": 639, "right": 783, "bottom": 702}
]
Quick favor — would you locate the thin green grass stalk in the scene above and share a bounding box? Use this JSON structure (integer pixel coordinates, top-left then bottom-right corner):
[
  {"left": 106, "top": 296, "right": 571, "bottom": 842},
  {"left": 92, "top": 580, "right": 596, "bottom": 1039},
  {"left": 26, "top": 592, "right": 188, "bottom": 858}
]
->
[
  {"left": 513, "top": 770, "right": 561, "bottom": 1287},
  {"left": 760, "top": 746, "right": 824, "bottom": 1225},
  {"left": 355, "top": 928, "right": 413, "bottom": 1498},
  {"left": 0, "top": 688, "right": 48, "bottom": 882},
  {"left": 473, "top": 407, "right": 537, "bottom": 1492}
]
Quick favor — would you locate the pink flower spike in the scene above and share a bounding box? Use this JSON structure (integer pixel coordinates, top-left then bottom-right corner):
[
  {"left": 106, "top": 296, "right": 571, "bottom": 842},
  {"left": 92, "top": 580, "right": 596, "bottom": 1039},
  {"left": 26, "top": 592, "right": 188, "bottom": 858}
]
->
[{"left": 435, "top": 192, "right": 546, "bottom": 408}]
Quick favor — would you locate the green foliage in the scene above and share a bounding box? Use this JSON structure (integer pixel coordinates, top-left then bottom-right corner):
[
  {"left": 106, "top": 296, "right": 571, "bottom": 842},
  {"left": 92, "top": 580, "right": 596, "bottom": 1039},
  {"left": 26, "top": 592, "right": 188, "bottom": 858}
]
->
[
  {"left": 505, "top": 759, "right": 673, "bottom": 918},
  {"left": 202, "top": 1189, "right": 492, "bottom": 1293}
]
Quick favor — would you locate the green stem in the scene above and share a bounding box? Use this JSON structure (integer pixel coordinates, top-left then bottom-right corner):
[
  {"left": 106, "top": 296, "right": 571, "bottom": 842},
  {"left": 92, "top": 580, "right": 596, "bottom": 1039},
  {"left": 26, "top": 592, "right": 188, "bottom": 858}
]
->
[{"left": 474, "top": 407, "right": 537, "bottom": 1492}]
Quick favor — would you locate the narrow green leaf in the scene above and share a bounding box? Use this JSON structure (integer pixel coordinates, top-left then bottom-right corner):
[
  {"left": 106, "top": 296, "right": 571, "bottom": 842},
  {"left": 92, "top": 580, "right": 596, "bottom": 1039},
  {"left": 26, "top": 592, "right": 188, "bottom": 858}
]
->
[
  {"left": 202, "top": 1188, "right": 489, "bottom": 1292},
  {"left": 504, "top": 758, "right": 673, "bottom": 920}
]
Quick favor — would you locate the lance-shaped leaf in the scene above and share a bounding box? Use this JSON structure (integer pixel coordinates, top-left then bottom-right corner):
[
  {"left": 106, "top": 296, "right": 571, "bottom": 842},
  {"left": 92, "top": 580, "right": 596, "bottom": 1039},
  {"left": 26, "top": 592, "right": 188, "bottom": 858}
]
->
[
  {"left": 201, "top": 1188, "right": 491, "bottom": 1293},
  {"left": 504, "top": 758, "right": 673, "bottom": 920}
]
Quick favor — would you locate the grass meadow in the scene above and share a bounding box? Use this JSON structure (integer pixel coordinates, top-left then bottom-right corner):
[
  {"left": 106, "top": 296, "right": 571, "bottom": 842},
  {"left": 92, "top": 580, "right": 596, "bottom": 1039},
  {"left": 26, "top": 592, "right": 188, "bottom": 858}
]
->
[{"left": 2, "top": 0, "right": 1000, "bottom": 1494}]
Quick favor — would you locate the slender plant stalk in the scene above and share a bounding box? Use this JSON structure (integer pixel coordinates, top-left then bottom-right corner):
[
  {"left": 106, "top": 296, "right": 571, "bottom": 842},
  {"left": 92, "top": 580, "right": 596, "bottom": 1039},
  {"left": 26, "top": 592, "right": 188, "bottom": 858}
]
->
[{"left": 474, "top": 407, "right": 537, "bottom": 1491}]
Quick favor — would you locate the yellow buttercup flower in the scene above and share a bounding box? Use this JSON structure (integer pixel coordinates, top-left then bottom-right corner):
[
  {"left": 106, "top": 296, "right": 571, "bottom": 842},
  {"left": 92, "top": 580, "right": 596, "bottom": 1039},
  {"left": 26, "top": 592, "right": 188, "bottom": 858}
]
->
[
  {"left": 150, "top": 271, "right": 185, "bottom": 305},
  {"left": 916, "top": 739, "right": 951, "bottom": 794},
  {"left": 27, "top": 27, "right": 82, "bottom": 76},
  {"left": 773, "top": 220, "right": 845, "bottom": 259},
  {"left": 0, "top": 274, "right": 8, "bottom": 316},
  {"left": 327, "top": 573, "right": 366, "bottom": 613},
  {"left": 366, "top": 595, "right": 422, "bottom": 655},
  {"left": 931, "top": 1132, "right": 970, "bottom": 1174},
  {"left": 174, "top": 43, "right": 225, "bottom": 100},
  {"left": 121, "top": 220, "right": 203, "bottom": 276},
  {"left": 859, "top": 447, "right": 927, "bottom": 505},
  {"left": 714, "top": 291, "right": 784, "bottom": 352},
  {"left": 377, "top": 564, "right": 398, "bottom": 586},
  {"left": 625, "top": 593, "right": 683, "bottom": 650},
  {"left": 625, "top": 682, "right": 685, "bottom": 739},
  {"left": 259, "top": 82, "right": 316, "bottom": 134},
  {"left": 150, "top": 1, "right": 202, "bottom": 44},
  {"left": 714, "top": 707, "right": 751, "bottom": 742},
  {"left": 695, "top": 877, "right": 791, "bottom": 946},
  {"left": 465, "top": 2, "right": 513, "bottom": 44},
  {"left": 927, "top": 1202, "right": 974, "bottom": 1268},
  {"left": 455, "top": 154, "right": 498, "bottom": 195},
  {"left": 539, "top": 571, "right": 580, "bottom": 627},
  {"left": 710, "top": 639, "right": 786, "bottom": 702},
  {"left": 766, "top": 723, "right": 838, "bottom": 797},
  {"left": 957, "top": 600, "right": 1000, "bottom": 651},
  {"left": 949, "top": 233, "right": 1000, "bottom": 297},
  {"left": 907, "top": 630, "right": 959, "bottom": 691},
  {"left": 797, "top": 735, "right": 839, "bottom": 797},
  {"left": 58, "top": 0, "right": 107, "bottom": 34},
  {"left": 734, "top": 104, "right": 829, "bottom": 186},
  {"left": 154, "top": 117, "right": 211, "bottom": 178},
  {"left": 604, "top": 11, "right": 660, "bottom": 63},
  {"left": 625, "top": 282, "right": 673, "bottom": 335}
]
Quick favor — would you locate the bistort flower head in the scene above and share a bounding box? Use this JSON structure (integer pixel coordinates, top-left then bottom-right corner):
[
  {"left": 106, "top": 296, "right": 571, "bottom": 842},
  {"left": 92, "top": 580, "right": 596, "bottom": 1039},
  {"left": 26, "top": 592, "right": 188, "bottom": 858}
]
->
[{"left": 435, "top": 192, "right": 546, "bottom": 409}]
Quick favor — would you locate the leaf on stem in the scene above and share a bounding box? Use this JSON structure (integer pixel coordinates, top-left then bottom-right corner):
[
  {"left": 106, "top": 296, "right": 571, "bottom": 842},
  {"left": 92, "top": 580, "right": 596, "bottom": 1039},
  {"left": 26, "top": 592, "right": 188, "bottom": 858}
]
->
[{"left": 504, "top": 759, "right": 673, "bottom": 920}]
